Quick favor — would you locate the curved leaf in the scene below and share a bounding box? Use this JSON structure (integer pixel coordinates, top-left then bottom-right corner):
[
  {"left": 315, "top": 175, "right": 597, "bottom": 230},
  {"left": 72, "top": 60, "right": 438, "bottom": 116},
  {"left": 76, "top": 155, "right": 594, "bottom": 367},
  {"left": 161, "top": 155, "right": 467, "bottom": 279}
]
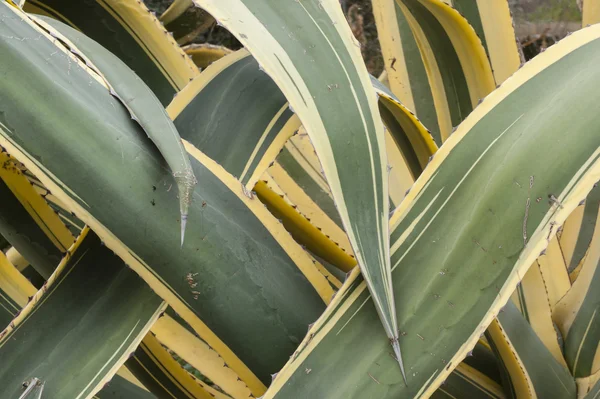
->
[
  {"left": 263, "top": 24, "right": 600, "bottom": 398},
  {"left": 23, "top": 0, "right": 199, "bottom": 104},
  {"left": 0, "top": 6, "right": 326, "bottom": 394},
  {"left": 448, "top": 0, "right": 521, "bottom": 84},
  {"left": 488, "top": 301, "right": 576, "bottom": 399},
  {"left": 35, "top": 16, "right": 197, "bottom": 244},
  {"left": 184, "top": 43, "right": 232, "bottom": 69},
  {"left": 0, "top": 228, "right": 166, "bottom": 398},
  {"left": 554, "top": 195, "right": 600, "bottom": 378},
  {"left": 187, "top": 0, "right": 403, "bottom": 372}
]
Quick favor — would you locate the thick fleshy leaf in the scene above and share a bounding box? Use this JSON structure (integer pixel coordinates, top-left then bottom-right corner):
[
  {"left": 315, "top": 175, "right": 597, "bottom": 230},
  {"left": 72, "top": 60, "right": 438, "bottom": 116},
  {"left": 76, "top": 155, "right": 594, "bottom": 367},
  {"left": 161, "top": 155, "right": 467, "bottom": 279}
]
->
[
  {"left": 373, "top": 0, "right": 441, "bottom": 143},
  {"left": 510, "top": 247, "right": 570, "bottom": 366},
  {"left": 184, "top": 43, "right": 233, "bottom": 69},
  {"left": 0, "top": 250, "right": 36, "bottom": 330},
  {"left": 125, "top": 333, "right": 215, "bottom": 399},
  {"left": 262, "top": 24, "right": 600, "bottom": 398},
  {"left": 36, "top": 16, "right": 197, "bottom": 244},
  {"left": 487, "top": 302, "right": 576, "bottom": 399},
  {"left": 0, "top": 152, "right": 73, "bottom": 278},
  {"left": 23, "top": 0, "right": 199, "bottom": 104},
  {"left": 168, "top": 49, "right": 300, "bottom": 190},
  {"left": 554, "top": 191, "right": 600, "bottom": 378},
  {"left": 0, "top": 228, "right": 166, "bottom": 398},
  {"left": 95, "top": 374, "right": 156, "bottom": 399},
  {"left": 151, "top": 314, "right": 254, "bottom": 399},
  {"left": 187, "top": 0, "right": 403, "bottom": 370},
  {"left": 559, "top": 183, "right": 600, "bottom": 277},
  {"left": 432, "top": 363, "right": 505, "bottom": 399},
  {"left": 446, "top": 0, "right": 521, "bottom": 84},
  {"left": 0, "top": 6, "right": 326, "bottom": 394},
  {"left": 583, "top": 0, "right": 600, "bottom": 27},
  {"left": 375, "top": 0, "right": 496, "bottom": 143}
]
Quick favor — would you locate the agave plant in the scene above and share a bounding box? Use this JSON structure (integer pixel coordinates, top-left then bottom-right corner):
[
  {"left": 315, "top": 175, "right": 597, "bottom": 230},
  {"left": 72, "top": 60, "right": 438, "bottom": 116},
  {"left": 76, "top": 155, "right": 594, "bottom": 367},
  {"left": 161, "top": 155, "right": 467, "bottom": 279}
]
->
[{"left": 0, "top": 0, "right": 599, "bottom": 398}]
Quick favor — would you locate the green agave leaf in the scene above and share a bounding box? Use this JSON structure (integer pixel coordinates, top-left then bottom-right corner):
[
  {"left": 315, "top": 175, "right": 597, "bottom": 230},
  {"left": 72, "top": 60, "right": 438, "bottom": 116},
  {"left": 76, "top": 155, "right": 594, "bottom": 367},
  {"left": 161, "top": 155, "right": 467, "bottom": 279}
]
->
[
  {"left": 184, "top": 44, "right": 233, "bottom": 70},
  {"left": 169, "top": 50, "right": 434, "bottom": 204},
  {"left": 0, "top": 249, "right": 38, "bottom": 330},
  {"left": 125, "top": 334, "right": 214, "bottom": 399},
  {"left": 462, "top": 342, "right": 504, "bottom": 387},
  {"left": 432, "top": 363, "right": 505, "bottom": 399},
  {"left": 489, "top": 301, "right": 576, "bottom": 399},
  {"left": 370, "top": 76, "right": 437, "bottom": 182},
  {"left": 187, "top": 0, "right": 404, "bottom": 374},
  {"left": 168, "top": 49, "right": 299, "bottom": 191},
  {"left": 0, "top": 291, "right": 17, "bottom": 331},
  {"left": 95, "top": 375, "right": 156, "bottom": 399},
  {"left": 152, "top": 312, "right": 254, "bottom": 399},
  {"left": 510, "top": 259, "right": 569, "bottom": 367},
  {"left": 22, "top": 169, "right": 86, "bottom": 236},
  {"left": 0, "top": 177, "right": 62, "bottom": 278},
  {"left": 36, "top": 16, "right": 197, "bottom": 245},
  {"left": 168, "top": 49, "right": 433, "bottom": 276},
  {"left": 373, "top": 0, "right": 441, "bottom": 144},
  {"left": 584, "top": 378, "right": 600, "bottom": 399},
  {"left": 447, "top": 0, "right": 521, "bottom": 84},
  {"left": 23, "top": 0, "right": 199, "bottom": 105},
  {"left": 376, "top": 0, "right": 496, "bottom": 143},
  {"left": 0, "top": 228, "right": 166, "bottom": 398},
  {"left": 262, "top": 25, "right": 600, "bottom": 398},
  {"left": 563, "top": 183, "right": 600, "bottom": 274},
  {"left": 0, "top": 5, "right": 326, "bottom": 394},
  {"left": 554, "top": 189, "right": 600, "bottom": 378}
]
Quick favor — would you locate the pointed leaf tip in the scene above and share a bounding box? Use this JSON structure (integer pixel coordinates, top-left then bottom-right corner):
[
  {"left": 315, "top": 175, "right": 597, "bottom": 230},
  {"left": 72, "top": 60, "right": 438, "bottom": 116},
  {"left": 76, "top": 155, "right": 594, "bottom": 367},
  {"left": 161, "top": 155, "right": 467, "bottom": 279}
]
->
[{"left": 391, "top": 339, "right": 407, "bottom": 385}]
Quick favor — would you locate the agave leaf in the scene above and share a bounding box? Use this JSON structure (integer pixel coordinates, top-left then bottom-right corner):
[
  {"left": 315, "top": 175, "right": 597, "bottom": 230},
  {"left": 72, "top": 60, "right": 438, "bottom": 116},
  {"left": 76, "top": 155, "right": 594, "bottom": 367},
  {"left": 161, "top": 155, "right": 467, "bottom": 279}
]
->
[
  {"left": 371, "top": 76, "right": 438, "bottom": 183},
  {"left": 187, "top": 0, "right": 404, "bottom": 374},
  {"left": 446, "top": 0, "right": 521, "bottom": 84},
  {"left": 0, "top": 228, "right": 166, "bottom": 398},
  {"left": 510, "top": 255, "right": 569, "bottom": 366},
  {"left": 168, "top": 49, "right": 300, "bottom": 191},
  {"left": 23, "top": 0, "right": 199, "bottom": 105},
  {"left": 257, "top": 168, "right": 356, "bottom": 272},
  {"left": 184, "top": 43, "right": 233, "bottom": 70},
  {"left": 0, "top": 251, "right": 36, "bottom": 330},
  {"left": 6, "top": 247, "right": 28, "bottom": 271},
  {"left": 584, "top": 378, "right": 600, "bottom": 399},
  {"left": 0, "top": 154, "right": 73, "bottom": 278},
  {"left": 23, "top": 169, "right": 87, "bottom": 236},
  {"left": 373, "top": 0, "right": 442, "bottom": 144},
  {"left": 259, "top": 79, "right": 436, "bottom": 269},
  {"left": 432, "top": 363, "right": 505, "bottom": 399},
  {"left": 151, "top": 314, "right": 254, "bottom": 399},
  {"left": 462, "top": 341, "right": 504, "bottom": 387},
  {"left": 0, "top": 179, "right": 62, "bottom": 278},
  {"left": 0, "top": 152, "right": 74, "bottom": 250},
  {"left": 34, "top": 16, "right": 197, "bottom": 245},
  {"left": 379, "top": 0, "right": 496, "bottom": 143},
  {"left": 95, "top": 374, "right": 155, "bottom": 399},
  {"left": 126, "top": 333, "right": 215, "bottom": 399},
  {"left": 577, "top": 369, "right": 600, "bottom": 398},
  {"left": 0, "top": 5, "right": 326, "bottom": 394},
  {"left": 487, "top": 301, "right": 576, "bottom": 399},
  {"left": 559, "top": 184, "right": 600, "bottom": 277},
  {"left": 554, "top": 193, "right": 600, "bottom": 378},
  {"left": 583, "top": 0, "right": 600, "bottom": 27},
  {"left": 0, "top": 220, "right": 204, "bottom": 399},
  {"left": 262, "top": 25, "right": 600, "bottom": 398}
]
